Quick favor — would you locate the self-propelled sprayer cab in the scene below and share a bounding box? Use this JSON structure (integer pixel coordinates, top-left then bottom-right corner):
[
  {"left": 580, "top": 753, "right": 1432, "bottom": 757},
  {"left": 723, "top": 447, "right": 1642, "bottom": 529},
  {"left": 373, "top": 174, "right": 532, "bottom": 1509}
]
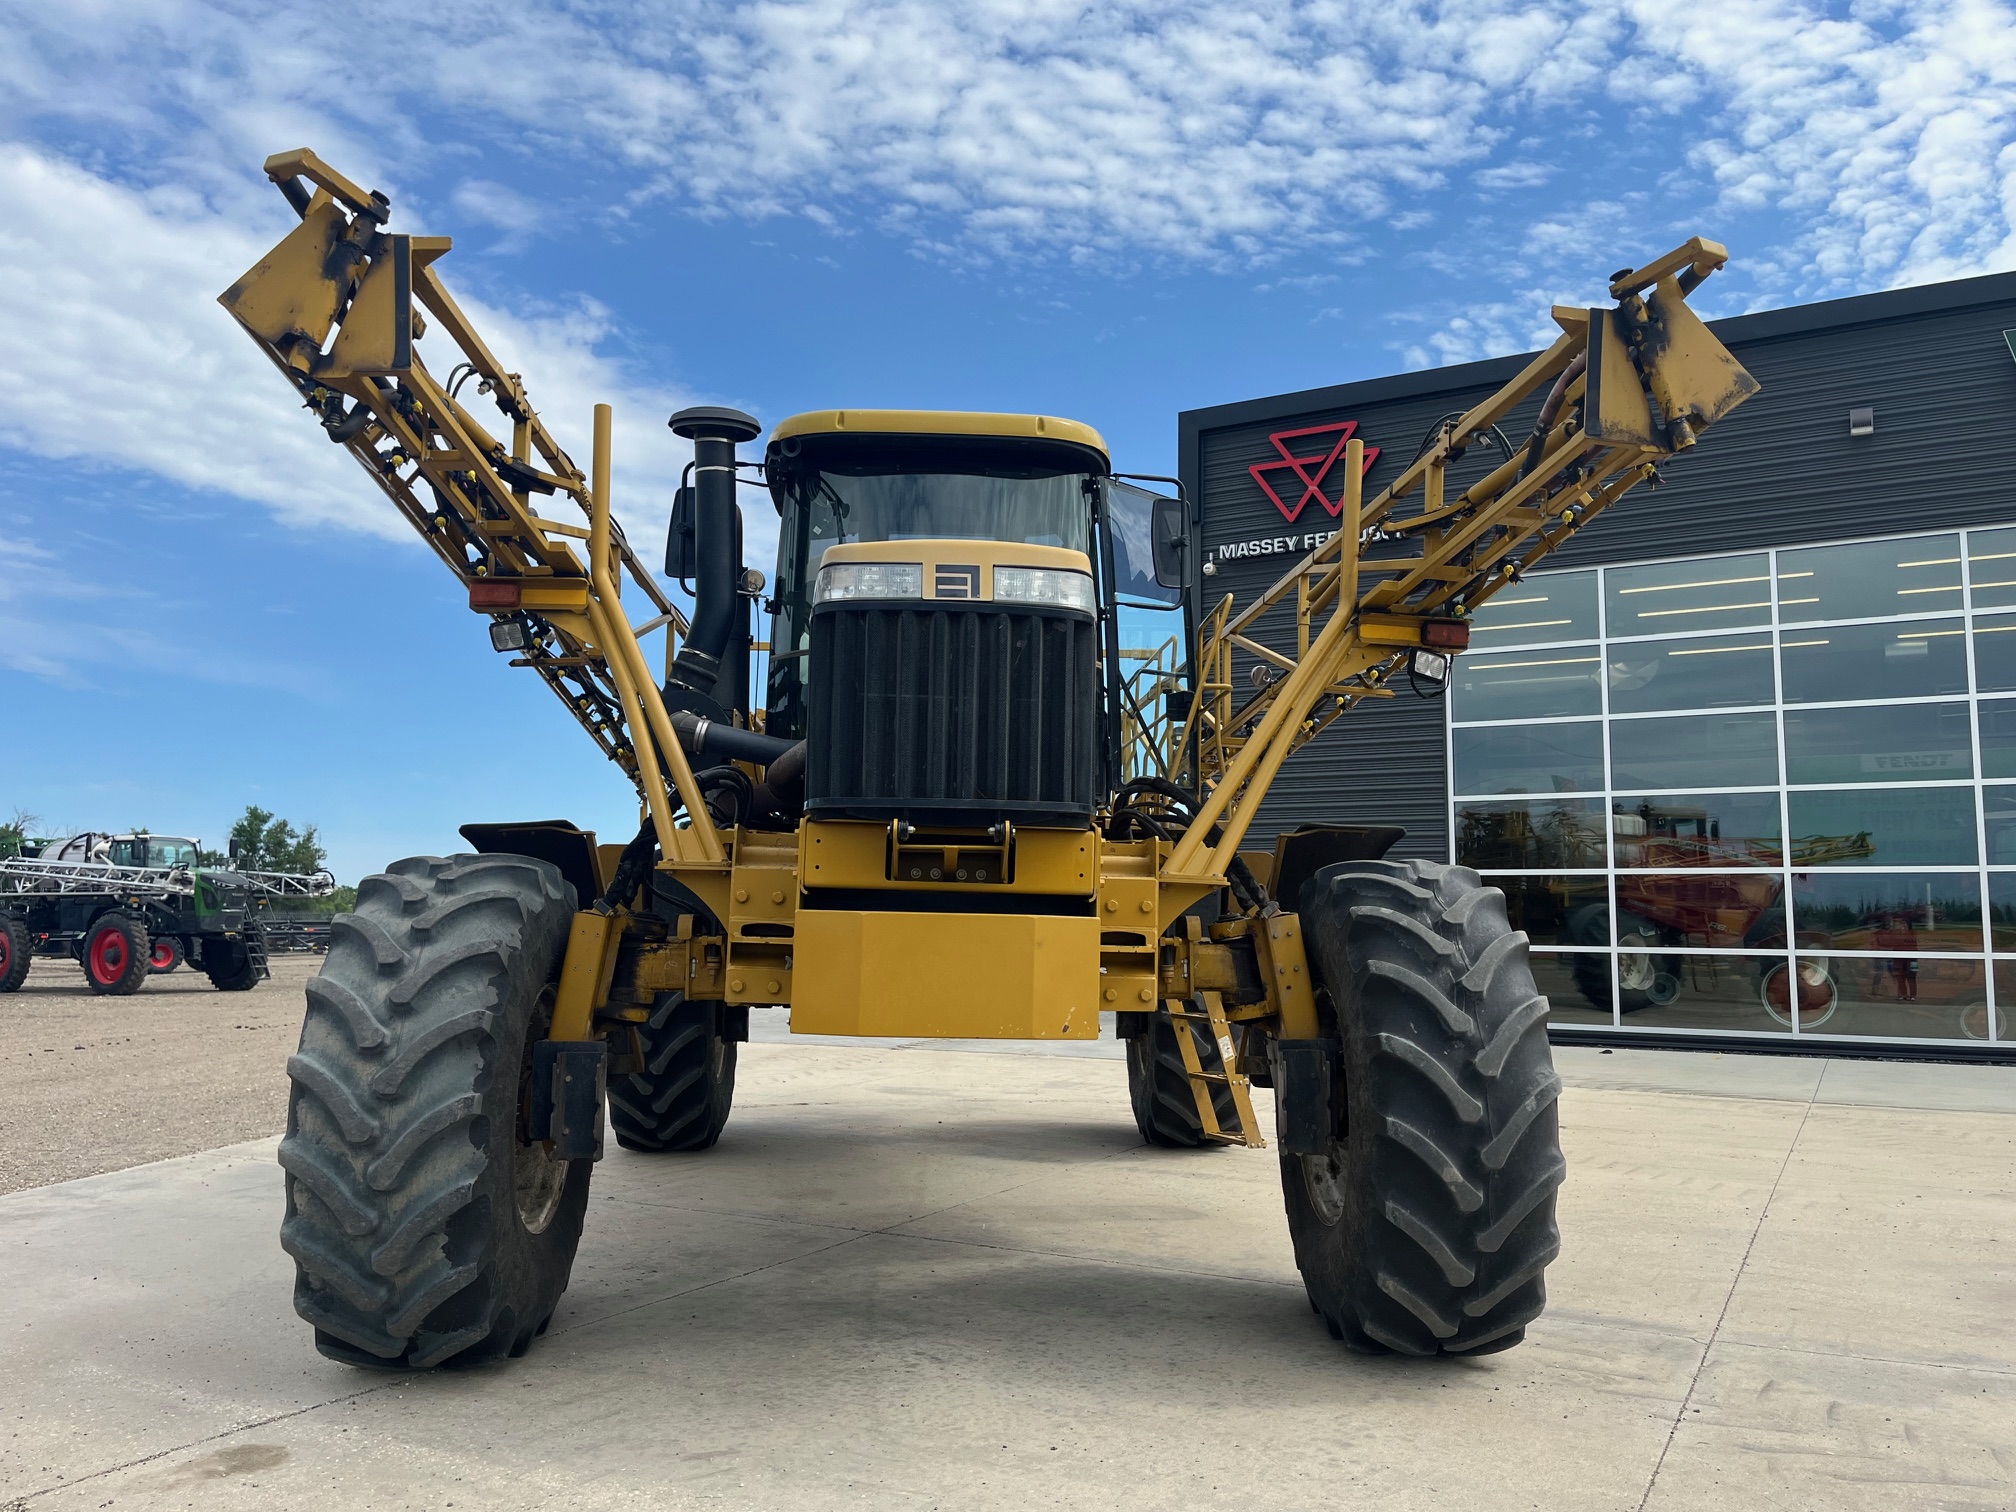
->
[{"left": 760, "top": 411, "right": 1164, "bottom": 830}]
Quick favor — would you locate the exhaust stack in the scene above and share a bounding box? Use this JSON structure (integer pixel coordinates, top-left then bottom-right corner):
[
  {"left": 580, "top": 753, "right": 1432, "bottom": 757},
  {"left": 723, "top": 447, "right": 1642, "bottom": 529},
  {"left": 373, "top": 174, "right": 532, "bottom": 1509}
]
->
[{"left": 666, "top": 405, "right": 762, "bottom": 703}]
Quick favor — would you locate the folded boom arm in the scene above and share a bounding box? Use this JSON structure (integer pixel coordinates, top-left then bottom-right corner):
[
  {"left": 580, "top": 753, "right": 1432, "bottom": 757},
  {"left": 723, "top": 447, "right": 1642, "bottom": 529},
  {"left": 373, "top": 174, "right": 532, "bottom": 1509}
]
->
[
  {"left": 220, "top": 151, "right": 726, "bottom": 869},
  {"left": 1163, "top": 240, "right": 1758, "bottom": 885}
]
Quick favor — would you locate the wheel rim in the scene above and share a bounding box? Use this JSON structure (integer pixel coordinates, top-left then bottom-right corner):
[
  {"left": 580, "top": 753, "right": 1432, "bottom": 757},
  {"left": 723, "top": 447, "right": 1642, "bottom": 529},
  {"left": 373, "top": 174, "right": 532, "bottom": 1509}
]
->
[
  {"left": 514, "top": 1139, "right": 568, "bottom": 1234},
  {"left": 1761, "top": 959, "right": 1837, "bottom": 1029},
  {"left": 1618, "top": 940, "right": 1657, "bottom": 993},
  {"left": 0, "top": 934, "right": 9, "bottom": 974},
  {"left": 1302, "top": 1141, "right": 1349, "bottom": 1225},
  {"left": 513, "top": 985, "right": 569, "bottom": 1235},
  {"left": 89, "top": 927, "right": 127, "bottom": 983},
  {"left": 150, "top": 941, "right": 175, "bottom": 970}
]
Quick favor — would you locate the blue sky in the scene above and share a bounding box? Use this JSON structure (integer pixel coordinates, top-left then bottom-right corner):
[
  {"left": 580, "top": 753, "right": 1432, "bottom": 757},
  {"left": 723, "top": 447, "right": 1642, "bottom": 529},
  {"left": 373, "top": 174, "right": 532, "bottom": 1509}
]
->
[{"left": 4, "top": 0, "right": 2015, "bottom": 881}]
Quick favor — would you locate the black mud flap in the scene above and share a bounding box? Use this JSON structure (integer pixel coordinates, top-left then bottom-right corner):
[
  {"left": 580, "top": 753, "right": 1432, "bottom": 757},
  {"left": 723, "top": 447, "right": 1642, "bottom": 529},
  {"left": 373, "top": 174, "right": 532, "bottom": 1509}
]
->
[
  {"left": 1274, "top": 825, "right": 1406, "bottom": 914},
  {"left": 530, "top": 1039, "right": 608, "bottom": 1162},
  {"left": 460, "top": 821, "right": 603, "bottom": 907},
  {"left": 1269, "top": 1038, "right": 1339, "bottom": 1156}
]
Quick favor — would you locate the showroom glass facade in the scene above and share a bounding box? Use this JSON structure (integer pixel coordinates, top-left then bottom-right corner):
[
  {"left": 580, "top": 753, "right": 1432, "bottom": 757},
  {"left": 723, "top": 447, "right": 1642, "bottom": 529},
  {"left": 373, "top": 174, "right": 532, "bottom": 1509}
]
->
[{"left": 1447, "top": 524, "right": 2016, "bottom": 1046}]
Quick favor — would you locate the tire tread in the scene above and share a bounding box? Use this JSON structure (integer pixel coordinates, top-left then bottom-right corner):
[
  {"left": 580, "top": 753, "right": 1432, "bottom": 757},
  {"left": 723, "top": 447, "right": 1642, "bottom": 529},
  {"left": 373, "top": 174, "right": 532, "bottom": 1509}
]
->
[{"left": 1282, "top": 858, "right": 1565, "bottom": 1357}]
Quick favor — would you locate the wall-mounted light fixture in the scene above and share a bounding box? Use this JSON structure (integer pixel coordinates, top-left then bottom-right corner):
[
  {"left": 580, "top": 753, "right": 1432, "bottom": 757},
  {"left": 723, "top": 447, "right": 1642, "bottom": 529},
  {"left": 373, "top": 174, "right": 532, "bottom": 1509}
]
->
[{"left": 1849, "top": 406, "right": 1875, "bottom": 437}]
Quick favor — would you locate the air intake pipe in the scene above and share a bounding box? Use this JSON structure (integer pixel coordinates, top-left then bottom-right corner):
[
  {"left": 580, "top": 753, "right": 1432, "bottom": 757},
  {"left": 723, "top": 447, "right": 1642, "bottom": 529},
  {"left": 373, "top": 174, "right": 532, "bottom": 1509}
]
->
[
  {"left": 668, "top": 711, "right": 808, "bottom": 824},
  {"left": 666, "top": 405, "right": 762, "bottom": 701}
]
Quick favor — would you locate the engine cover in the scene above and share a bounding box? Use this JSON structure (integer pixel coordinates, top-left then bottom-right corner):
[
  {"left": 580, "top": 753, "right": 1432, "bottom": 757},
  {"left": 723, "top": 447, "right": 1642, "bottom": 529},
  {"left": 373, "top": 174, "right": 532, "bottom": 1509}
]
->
[{"left": 806, "top": 600, "right": 1100, "bottom": 828}]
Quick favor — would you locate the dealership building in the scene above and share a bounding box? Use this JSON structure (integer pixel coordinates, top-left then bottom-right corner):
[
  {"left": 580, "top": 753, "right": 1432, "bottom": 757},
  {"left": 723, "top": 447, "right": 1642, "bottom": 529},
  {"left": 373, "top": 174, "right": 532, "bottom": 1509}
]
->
[{"left": 1179, "top": 271, "right": 2016, "bottom": 1060}]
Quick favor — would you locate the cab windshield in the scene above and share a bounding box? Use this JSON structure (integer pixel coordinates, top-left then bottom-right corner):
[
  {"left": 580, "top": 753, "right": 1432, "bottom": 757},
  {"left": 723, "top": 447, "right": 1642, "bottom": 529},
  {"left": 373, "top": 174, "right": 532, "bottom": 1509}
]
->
[
  {"left": 800, "top": 470, "right": 1091, "bottom": 555},
  {"left": 110, "top": 838, "right": 198, "bottom": 867}
]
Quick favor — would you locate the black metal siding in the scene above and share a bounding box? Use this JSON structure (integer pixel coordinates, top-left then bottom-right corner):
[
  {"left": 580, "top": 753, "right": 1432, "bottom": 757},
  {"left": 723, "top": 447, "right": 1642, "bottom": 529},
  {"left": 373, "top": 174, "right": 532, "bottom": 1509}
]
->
[{"left": 1183, "top": 273, "right": 2016, "bottom": 860}]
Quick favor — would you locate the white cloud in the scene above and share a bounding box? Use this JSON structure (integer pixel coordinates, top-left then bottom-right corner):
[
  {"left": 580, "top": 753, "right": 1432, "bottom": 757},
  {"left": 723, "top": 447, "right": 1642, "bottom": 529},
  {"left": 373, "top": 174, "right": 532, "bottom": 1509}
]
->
[
  {"left": 1617, "top": 0, "right": 2016, "bottom": 295},
  {"left": 7, "top": 2, "right": 2006, "bottom": 294},
  {"left": 1475, "top": 161, "right": 1554, "bottom": 192},
  {"left": 0, "top": 142, "right": 714, "bottom": 567},
  {"left": 1, "top": 0, "right": 2015, "bottom": 549}
]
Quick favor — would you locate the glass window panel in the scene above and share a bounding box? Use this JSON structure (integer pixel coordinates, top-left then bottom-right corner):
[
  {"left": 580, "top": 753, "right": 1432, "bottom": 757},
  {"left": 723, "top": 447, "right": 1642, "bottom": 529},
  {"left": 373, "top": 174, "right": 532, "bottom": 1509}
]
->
[
  {"left": 1776, "top": 534, "right": 1962, "bottom": 624},
  {"left": 1989, "top": 872, "right": 2016, "bottom": 951},
  {"left": 1531, "top": 950, "right": 1614, "bottom": 1027},
  {"left": 1796, "top": 955, "right": 1987, "bottom": 1041},
  {"left": 1985, "top": 787, "right": 2016, "bottom": 865},
  {"left": 1780, "top": 619, "right": 1969, "bottom": 703},
  {"left": 1783, "top": 703, "right": 1972, "bottom": 785},
  {"left": 1971, "top": 613, "right": 2016, "bottom": 693},
  {"left": 1464, "top": 570, "right": 1597, "bottom": 649},
  {"left": 1450, "top": 647, "right": 1602, "bottom": 723},
  {"left": 1786, "top": 788, "right": 1977, "bottom": 867},
  {"left": 1967, "top": 526, "right": 2016, "bottom": 611},
  {"left": 1453, "top": 799, "right": 1607, "bottom": 869},
  {"left": 1624, "top": 953, "right": 1796, "bottom": 1034},
  {"left": 1991, "top": 962, "right": 2016, "bottom": 1040},
  {"left": 1612, "top": 792, "right": 1782, "bottom": 869},
  {"left": 1605, "top": 554, "right": 1771, "bottom": 638},
  {"left": 1788, "top": 871, "right": 1982, "bottom": 953},
  {"left": 1452, "top": 723, "right": 1603, "bottom": 796},
  {"left": 1609, "top": 713, "right": 1778, "bottom": 791},
  {"left": 1481, "top": 874, "right": 1608, "bottom": 948},
  {"left": 1605, "top": 633, "right": 1774, "bottom": 714},
  {"left": 1613, "top": 871, "right": 1790, "bottom": 950},
  {"left": 1979, "top": 700, "right": 2016, "bottom": 779}
]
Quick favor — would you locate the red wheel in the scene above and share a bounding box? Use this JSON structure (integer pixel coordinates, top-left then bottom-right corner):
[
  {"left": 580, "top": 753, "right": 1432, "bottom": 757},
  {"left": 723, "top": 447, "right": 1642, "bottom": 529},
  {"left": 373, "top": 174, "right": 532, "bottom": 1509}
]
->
[
  {"left": 149, "top": 937, "right": 184, "bottom": 973},
  {"left": 84, "top": 915, "right": 150, "bottom": 996},
  {"left": 0, "top": 917, "right": 29, "bottom": 993}
]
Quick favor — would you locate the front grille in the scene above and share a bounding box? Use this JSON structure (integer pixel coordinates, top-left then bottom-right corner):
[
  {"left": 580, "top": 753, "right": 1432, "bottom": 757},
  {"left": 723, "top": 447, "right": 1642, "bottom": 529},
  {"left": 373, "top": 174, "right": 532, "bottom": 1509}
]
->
[{"left": 807, "top": 602, "right": 1100, "bottom": 826}]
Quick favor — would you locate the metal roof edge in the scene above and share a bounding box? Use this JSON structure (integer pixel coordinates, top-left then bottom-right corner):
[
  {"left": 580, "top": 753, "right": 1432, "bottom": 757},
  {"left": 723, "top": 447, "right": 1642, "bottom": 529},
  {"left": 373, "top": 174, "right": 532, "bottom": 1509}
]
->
[{"left": 1179, "top": 269, "right": 2016, "bottom": 434}]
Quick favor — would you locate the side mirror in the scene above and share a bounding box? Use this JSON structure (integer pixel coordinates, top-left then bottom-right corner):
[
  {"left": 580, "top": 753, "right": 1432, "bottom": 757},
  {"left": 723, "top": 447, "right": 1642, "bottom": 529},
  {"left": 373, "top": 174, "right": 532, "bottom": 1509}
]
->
[
  {"left": 228, "top": 838, "right": 240, "bottom": 862},
  {"left": 665, "top": 485, "right": 697, "bottom": 579},
  {"left": 1150, "top": 495, "right": 1188, "bottom": 589}
]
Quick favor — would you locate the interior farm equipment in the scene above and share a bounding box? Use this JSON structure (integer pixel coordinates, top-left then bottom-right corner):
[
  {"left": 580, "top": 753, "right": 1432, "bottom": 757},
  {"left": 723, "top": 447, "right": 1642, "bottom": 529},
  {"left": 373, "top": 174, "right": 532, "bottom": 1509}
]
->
[
  {"left": 0, "top": 835, "right": 335, "bottom": 994},
  {"left": 223, "top": 149, "right": 1758, "bottom": 1369}
]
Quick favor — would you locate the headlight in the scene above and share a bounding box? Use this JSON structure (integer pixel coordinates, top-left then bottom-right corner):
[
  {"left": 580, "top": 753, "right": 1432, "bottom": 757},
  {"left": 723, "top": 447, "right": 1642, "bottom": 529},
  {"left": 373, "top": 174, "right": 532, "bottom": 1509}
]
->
[
  {"left": 814, "top": 562, "right": 923, "bottom": 602},
  {"left": 1410, "top": 648, "right": 1452, "bottom": 684},
  {"left": 992, "top": 566, "right": 1096, "bottom": 612}
]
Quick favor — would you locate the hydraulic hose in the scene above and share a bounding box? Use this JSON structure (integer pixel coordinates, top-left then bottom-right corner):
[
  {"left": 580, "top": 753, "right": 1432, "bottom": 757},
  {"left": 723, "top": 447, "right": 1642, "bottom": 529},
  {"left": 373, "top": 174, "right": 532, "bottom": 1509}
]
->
[{"left": 1517, "top": 351, "right": 1588, "bottom": 480}]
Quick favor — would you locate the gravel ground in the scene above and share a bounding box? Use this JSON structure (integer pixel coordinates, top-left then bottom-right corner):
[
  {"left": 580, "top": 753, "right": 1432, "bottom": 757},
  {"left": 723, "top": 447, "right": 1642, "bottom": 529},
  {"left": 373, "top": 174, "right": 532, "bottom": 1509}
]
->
[{"left": 0, "top": 951, "right": 318, "bottom": 1195}]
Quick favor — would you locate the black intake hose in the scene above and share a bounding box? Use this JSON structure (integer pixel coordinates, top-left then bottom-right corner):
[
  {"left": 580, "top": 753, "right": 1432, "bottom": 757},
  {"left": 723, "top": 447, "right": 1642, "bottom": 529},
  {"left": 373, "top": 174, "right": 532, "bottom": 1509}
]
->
[
  {"left": 667, "top": 713, "right": 807, "bottom": 827},
  {"left": 668, "top": 709, "right": 799, "bottom": 766},
  {"left": 666, "top": 406, "right": 762, "bottom": 699}
]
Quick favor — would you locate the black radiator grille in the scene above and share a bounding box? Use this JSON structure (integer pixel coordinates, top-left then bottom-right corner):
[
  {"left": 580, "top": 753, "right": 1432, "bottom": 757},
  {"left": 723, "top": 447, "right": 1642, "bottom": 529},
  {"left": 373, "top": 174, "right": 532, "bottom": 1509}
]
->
[{"left": 807, "top": 602, "right": 1100, "bottom": 826}]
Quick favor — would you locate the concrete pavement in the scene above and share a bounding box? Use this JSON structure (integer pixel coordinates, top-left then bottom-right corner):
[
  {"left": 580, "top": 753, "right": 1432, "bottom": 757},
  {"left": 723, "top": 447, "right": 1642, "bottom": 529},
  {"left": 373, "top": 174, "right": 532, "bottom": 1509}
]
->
[{"left": 2, "top": 1031, "right": 2011, "bottom": 1511}]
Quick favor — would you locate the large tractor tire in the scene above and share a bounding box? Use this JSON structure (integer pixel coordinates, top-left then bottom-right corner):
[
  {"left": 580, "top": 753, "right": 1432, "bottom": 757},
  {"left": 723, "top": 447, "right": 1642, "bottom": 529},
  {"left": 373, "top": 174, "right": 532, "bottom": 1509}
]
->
[
  {"left": 1285, "top": 859, "right": 1565, "bottom": 1357},
  {"left": 279, "top": 853, "right": 591, "bottom": 1370},
  {"left": 1126, "top": 1003, "right": 1242, "bottom": 1147},
  {"left": 150, "top": 936, "right": 185, "bottom": 974},
  {"left": 607, "top": 992, "right": 738, "bottom": 1152},
  {"left": 0, "top": 916, "right": 30, "bottom": 993},
  {"left": 205, "top": 937, "right": 262, "bottom": 992},
  {"left": 83, "top": 914, "right": 150, "bottom": 996}
]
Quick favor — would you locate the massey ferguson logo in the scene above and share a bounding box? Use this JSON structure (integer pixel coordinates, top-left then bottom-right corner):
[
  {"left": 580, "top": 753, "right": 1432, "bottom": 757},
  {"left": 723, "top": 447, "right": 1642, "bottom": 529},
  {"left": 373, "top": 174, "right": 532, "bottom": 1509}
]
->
[{"left": 1248, "top": 421, "right": 1381, "bottom": 523}]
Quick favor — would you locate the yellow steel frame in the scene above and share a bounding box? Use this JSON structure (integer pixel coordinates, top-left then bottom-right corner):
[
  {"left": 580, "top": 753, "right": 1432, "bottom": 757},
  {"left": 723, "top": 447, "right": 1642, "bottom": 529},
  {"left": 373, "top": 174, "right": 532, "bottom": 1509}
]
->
[
  {"left": 223, "top": 153, "right": 1758, "bottom": 1155},
  {"left": 1159, "top": 238, "right": 1756, "bottom": 898},
  {"left": 220, "top": 149, "right": 728, "bottom": 878}
]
